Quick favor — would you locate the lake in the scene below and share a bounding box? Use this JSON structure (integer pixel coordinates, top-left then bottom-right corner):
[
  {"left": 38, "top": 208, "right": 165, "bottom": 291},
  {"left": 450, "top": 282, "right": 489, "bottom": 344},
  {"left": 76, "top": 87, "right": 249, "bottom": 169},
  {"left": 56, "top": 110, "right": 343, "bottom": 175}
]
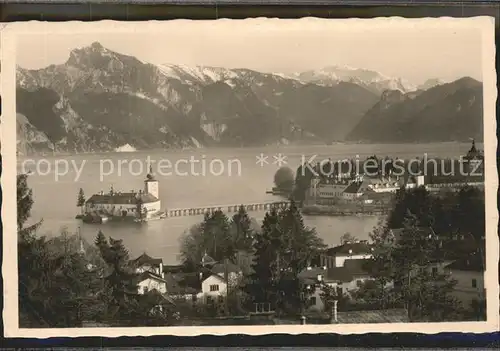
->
[{"left": 19, "top": 142, "right": 477, "bottom": 264}]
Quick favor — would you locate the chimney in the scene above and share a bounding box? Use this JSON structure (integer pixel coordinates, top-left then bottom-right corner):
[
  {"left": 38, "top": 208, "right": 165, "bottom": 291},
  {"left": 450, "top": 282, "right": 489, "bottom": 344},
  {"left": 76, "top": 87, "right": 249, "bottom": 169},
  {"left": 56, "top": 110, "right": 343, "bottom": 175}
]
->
[
  {"left": 323, "top": 266, "right": 327, "bottom": 270},
  {"left": 317, "top": 274, "right": 323, "bottom": 282},
  {"left": 306, "top": 266, "right": 312, "bottom": 271},
  {"left": 199, "top": 272, "right": 203, "bottom": 281}
]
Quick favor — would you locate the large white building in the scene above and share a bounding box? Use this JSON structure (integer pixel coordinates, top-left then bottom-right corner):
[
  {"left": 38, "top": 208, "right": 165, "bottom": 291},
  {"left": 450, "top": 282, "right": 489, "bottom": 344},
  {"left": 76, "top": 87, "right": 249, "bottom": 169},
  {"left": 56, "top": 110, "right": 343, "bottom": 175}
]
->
[
  {"left": 84, "top": 166, "right": 161, "bottom": 220},
  {"left": 308, "top": 175, "right": 424, "bottom": 205}
]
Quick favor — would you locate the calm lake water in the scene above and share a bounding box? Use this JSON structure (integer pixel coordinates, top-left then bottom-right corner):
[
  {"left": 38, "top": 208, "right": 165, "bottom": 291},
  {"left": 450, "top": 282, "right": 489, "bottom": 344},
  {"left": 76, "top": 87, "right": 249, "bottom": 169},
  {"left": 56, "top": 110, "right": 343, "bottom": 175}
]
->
[{"left": 19, "top": 142, "right": 477, "bottom": 264}]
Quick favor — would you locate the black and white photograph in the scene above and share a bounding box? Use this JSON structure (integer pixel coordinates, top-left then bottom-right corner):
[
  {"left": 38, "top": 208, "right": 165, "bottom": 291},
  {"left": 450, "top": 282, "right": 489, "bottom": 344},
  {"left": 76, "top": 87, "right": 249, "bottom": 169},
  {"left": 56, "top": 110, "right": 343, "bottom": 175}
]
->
[{"left": 1, "top": 17, "right": 498, "bottom": 336}]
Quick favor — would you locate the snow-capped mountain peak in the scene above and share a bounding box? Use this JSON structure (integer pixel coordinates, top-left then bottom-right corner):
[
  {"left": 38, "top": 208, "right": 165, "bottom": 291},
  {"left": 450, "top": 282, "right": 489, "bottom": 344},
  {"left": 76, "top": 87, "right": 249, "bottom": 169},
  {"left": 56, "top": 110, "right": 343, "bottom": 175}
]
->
[{"left": 292, "top": 65, "right": 417, "bottom": 95}]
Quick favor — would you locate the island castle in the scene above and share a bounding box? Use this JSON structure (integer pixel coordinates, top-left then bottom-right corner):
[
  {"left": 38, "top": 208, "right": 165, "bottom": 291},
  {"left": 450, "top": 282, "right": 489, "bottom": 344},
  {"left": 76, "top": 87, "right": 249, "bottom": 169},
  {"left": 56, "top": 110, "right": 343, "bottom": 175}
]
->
[{"left": 83, "top": 165, "right": 162, "bottom": 221}]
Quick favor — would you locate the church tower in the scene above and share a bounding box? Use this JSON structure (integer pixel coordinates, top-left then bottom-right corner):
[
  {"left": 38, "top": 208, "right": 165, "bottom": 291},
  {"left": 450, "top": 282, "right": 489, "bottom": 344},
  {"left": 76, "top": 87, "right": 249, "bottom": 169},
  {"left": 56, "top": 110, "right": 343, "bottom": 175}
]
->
[{"left": 144, "top": 164, "right": 159, "bottom": 199}]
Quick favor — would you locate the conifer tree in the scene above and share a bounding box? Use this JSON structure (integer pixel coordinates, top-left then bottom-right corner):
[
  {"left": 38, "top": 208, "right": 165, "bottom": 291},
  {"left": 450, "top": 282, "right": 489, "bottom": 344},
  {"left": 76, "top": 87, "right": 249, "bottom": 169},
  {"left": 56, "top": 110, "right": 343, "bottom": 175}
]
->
[
  {"left": 245, "top": 207, "right": 282, "bottom": 306},
  {"left": 17, "top": 175, "right": 100, "bottom": 327},
  {"left": 77, "top": 188, "right": 86, "bottom": 213},
  {"left": 231, "top": 205, "right": 253, "bottom": 252},
  {"left": 370, "top": 211, "right": 460, "bottom": 321}
]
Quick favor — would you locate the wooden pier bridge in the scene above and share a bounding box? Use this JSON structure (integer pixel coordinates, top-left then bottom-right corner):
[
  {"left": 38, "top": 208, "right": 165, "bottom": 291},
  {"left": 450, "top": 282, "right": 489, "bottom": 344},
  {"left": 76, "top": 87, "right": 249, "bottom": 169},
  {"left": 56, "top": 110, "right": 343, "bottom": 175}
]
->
[{"left": 166, "top": 201, "right": 289, "bottom": 218}]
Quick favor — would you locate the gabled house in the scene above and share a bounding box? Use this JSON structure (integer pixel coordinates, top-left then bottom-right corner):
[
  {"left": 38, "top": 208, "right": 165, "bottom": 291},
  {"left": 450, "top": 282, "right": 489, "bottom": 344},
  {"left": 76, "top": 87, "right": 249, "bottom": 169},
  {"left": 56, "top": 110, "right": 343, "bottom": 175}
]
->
[
  {"left": 299, "top": 258, "right": 375, "bottom": 312},
  {"left": 131, "top": 252, "right": 164, "bottom": 278},
  {"left": 317, "top": 241, "right": 374, "bottom": 268},
  {"left": 164, "top": 261, "right": 244, "bottom": 305},
  {"left": 137, "top": 271, "right": 168, "bottom": 295},
  {"left": 131, "top": 253, "right": 168, "bottom": 295},
  {"left": 211, "top": 261, "right": 243, "bottom": 283},
  {"left": 445, "top": 253, "right": 485, "bottom": 308}
]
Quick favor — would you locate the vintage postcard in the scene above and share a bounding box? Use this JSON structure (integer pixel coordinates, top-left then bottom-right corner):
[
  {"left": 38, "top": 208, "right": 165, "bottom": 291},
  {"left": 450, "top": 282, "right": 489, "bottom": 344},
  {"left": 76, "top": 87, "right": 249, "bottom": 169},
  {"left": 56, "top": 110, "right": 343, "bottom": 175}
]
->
[{"left": 1, "top": 17, "right": 498, "bottom": 337}]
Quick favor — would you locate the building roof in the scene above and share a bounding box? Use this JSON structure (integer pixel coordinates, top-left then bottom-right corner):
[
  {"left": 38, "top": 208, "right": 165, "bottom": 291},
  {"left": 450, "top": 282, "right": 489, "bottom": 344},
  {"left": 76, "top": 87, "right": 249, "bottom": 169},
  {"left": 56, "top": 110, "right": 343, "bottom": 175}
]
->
[
  {"left": 203, "top": 273, "right": 227, "bottom": 284},
  {"left": 141, "top": 288, "right": 175, "bottom": 306},
  {"left": 325, "top": 242, "right": 374, "bottom": 256},
  {"left": 138, "top": 271, "right": 167, "bottom": 283},
  {"left": 201, "top": 253, "right": 217, "bottom": 266},
  {"left": 132, "top": 253, "right": 163, "bottom": 267},
  {"left": 86, "top": 191, "right": 159, "bottom": 205},
  {"left": 163, "top": 264, "right": 184, "bottom": 274},
  {"left": 446, "top": 254, "right": 484, "bottom": 272},
  {"left": 211, "top": 262, "right": 242, "bottom": 275},
  {"left": 299, "top": 267, "right": 352, "bottom": 284}
]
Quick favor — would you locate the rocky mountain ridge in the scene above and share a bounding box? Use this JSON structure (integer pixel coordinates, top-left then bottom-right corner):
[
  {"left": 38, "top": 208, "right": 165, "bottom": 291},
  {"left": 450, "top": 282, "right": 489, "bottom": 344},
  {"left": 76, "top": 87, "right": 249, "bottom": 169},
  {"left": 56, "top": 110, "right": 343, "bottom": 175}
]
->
[
  {"left": 346, "top": 77, "right": 483, "bottom": 143},
  {"left": 16, "top": 42, "right": 483, "bottom": 154}
]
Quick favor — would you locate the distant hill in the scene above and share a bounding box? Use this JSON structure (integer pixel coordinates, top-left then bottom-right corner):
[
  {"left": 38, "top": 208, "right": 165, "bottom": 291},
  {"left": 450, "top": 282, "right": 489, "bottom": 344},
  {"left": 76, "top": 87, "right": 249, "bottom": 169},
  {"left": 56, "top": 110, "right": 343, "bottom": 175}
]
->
[{"left": 346, "top": 77, "right": 483, "bottom": 143}]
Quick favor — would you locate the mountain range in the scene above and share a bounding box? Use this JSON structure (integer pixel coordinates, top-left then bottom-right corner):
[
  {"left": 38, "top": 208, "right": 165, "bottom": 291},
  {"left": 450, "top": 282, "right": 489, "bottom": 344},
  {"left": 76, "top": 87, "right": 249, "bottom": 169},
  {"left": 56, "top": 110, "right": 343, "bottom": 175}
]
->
[{"left": 16, "top": 41, "right": 483, "bottom": 154}]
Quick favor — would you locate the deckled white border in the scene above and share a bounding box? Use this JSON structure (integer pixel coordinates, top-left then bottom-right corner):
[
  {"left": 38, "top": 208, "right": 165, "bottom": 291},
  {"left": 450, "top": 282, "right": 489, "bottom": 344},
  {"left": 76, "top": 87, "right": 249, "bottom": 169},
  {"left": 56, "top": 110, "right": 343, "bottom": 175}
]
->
[{"left": 1, "top": 17, "right": 498, "bottom": 337}]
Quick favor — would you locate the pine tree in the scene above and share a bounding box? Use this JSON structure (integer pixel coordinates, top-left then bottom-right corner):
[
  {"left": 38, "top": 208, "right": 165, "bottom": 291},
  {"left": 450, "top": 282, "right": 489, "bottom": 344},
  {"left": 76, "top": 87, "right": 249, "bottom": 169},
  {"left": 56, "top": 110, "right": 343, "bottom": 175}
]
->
[
  {"left": 371, "top": 211, "right": 460, "bottom": 321},
  {"left": 17, "top": 176, "right": 98, "bottom": 327},
  {"left": 17, "top": 174, "right": 41, "bottom": 238},
  {"left": 200, "top": 210, "right": 235, "bottom": 262},
  {"left": 245, "top": 207, "right": 282, "bottom": 307},
  {"left": 77, "top": 188, "right": 86, "bottom": 213},
  {"left": 96, "top": 235, "right": 141, "bottom": 324},
  {"left": 231, "top": 205, "right": 253, "bottom": 252},
  {"left": 279, "top": 200, "right": 326, "bottom": 276},
  {"left": 276, "top": 201, "right": 325, "bottom": 314}
]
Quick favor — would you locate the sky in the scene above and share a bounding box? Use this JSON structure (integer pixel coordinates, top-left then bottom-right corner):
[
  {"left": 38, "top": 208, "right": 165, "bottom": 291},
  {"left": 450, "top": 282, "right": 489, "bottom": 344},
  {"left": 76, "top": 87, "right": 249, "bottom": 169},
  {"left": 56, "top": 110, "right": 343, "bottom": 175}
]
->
[{"left": 15, "top": 19, "right": 483, "bottom": 85}]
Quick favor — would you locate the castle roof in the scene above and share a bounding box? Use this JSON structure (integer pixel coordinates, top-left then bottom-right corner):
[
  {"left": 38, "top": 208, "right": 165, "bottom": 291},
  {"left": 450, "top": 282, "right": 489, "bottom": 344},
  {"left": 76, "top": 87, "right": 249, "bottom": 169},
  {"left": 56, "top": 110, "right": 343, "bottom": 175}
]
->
[{"left": 86, "top": 192, "right": 159, "bottom": 205}]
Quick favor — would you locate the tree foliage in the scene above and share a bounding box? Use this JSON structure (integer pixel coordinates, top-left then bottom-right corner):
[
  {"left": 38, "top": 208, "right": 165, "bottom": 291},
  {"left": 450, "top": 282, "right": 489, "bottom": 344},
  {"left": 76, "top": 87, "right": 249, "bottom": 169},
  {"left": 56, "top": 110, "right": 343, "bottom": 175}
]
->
[
  {"left": 245, "top": 201, "right": 326, "bottom": 315},
  {"left": 367, "top": 185, "right": 482, "bottom": 321},
  {"left": 17, "top": 174, "right": 174, "bottom": 327},
  {"left": 274, "top": 166, "right": 295, "bottom": 192},
  {"left": 179, "top": 208, "right": 258, "bottom": 269},
  {"left": 77, "top": 188, "right": 86, "bottom": 208}
]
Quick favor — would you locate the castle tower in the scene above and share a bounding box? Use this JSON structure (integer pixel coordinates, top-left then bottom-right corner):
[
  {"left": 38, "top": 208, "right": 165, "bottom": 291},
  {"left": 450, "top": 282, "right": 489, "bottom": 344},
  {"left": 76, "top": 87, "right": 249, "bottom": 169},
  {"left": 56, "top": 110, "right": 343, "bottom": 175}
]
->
[{"left": 144, "top": 164, "right": 159, "bottom": 199}]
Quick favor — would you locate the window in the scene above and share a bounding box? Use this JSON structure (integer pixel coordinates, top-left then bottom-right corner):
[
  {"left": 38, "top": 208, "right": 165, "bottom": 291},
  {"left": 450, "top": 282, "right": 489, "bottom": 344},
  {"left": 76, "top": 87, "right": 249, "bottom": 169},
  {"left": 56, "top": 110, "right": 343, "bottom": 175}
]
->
[
  {"left": 472, "top": 279, "right": 477, "bottom": 288},
  {"left": 210, "top": 284, "right": 219, "bottom": 292},
  {"left": 356, "top": 280, "right": 363, "bottom": 287},
  {"left": 309, "top": 296, "right": 317, "bottom": 306},
  {"left": 218, "top": 296, "right": 224, "bottom": 303},
  {"left": 206, "top": 296, "right": 213, "bottom": 304},
  {"left": 432, "top": 267, "right": 438, "bottom": 276},
  {"left": 143, "top": 286, "right": 149, "bottom": 293}
]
